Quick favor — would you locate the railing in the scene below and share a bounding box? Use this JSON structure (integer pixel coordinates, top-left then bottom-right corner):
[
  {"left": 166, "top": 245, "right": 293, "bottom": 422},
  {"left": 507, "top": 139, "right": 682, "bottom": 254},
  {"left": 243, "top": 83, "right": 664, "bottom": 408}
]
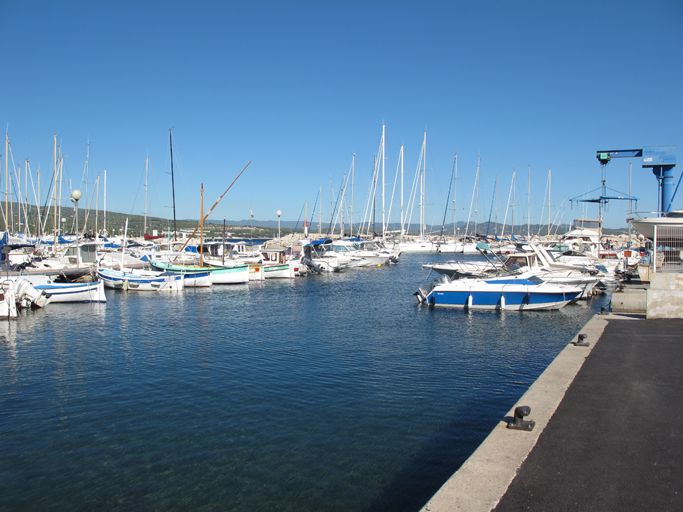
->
[{"left": 653, "top": 225, "right": 683, "bottom": 273}]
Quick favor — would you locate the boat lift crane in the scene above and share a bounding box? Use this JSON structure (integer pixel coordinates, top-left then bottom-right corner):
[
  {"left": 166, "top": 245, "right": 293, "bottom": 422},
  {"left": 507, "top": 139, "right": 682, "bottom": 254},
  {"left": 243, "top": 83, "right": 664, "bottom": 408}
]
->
[{"left": 596, "top": 146, "right": 677, "bottom": 213}]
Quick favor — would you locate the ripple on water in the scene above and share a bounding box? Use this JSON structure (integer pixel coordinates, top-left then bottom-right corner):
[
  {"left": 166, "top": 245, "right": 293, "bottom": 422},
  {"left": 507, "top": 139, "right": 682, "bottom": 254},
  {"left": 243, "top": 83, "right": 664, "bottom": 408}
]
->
[{"left": 0, "top": 254, "right": 608, "bottom": 511}]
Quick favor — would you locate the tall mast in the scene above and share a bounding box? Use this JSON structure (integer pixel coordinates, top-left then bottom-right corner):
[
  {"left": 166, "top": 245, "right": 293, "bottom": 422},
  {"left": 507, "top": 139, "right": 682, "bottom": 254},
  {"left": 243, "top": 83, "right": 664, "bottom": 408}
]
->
[
  {"left": 144, "top": 156, "right": 148, "bottom": 235},
  {"left": 548, "top": 168, "right": 551, "bottom": 236},
  {"left": 511, "top": 167, "right": 516, "bottom": 237},
  {"left": 340, "top": 174, "right": 346, "bottom": 237},
  {"left": 465, "top": 157, "right": 479, "bottom": 238},
  {"left": 37, "top": 169, "right": 41, "bottom": 238},
  {"left": 474, "top": 158, "right": 480, "bottom": 237},
  {"left": 381, "top": 124, "right": 386, "bottom": 241},
  {"left": 628, "top": 162, "right": 633, "bottom": 249},
  {"left": 25, "top": 159, "right": 29, "bottom": 234},
  {"left": 372, "top": 156, "right": 377, "bottom": 236},
  {"left": 350, "top": 154, "right": 355, "bottom": 235},
  {"left": 17, "top": 165, "right": 21, "bottom": 233},
  {"left": 103, "top": 169, "right": 107, "bottom": 236},
  {"left": 453, "top": 152, "right": 458, "bottom": 238},
  {"left": 85, "top": 142, "right": 89, "bottom": 210},
  {"left": 200, "top": 183, "right": 204, "bottom": 266},
  {"left": 5, "top": 133, "right": 8, "bottom": 231},
  {"left": 527, "top": 165, "right": 531, "bottom": 238},
  {"left": 95, "top": 174, "right": 99, "bottom": 236},
  {"left": 318, "top": 185, "right": 322, "bottom": 236},
  {"left": 420, "top": 132, "right": 427, "bottom": 238},
  {"left": 169, "top": 129, "right": 178, "bottom": 240},
  {"left": 400, "top": 145, "right": 404, "bottom": 238},
  {"left": 58, "top": 150, "right": 63, "bottom": 237},
  {"left": 53, "top": 135, "right": 58, "bottom": 254}
]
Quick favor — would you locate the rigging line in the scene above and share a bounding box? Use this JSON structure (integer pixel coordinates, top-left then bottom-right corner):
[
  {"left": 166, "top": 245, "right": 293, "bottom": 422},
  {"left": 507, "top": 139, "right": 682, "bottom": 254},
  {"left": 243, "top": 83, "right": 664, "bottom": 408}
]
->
[
  {"left": 308, "top": 188, "right": 319, "bottom": 232},
  {"left": 8, "top": 144, "right": 31, "bottom": 234},
  {"left": 291, "top": 201, "right": 306, "bottom": 237},
  {"left": 326, "top": 175, "right": 345, "bottom": 236},
  {"left": 439, "top": 154, "right": 456, "bottom": 237},
  {"left": 425, "top": 139, "right": 445, "bottom": 221},
  {"left": 129, "top": 160, "right": 147, "bottom": 216},
  {"left": 386, "top": 151, "right": 401, "bottom": 233},
  {"left": 405, "top": 144, "right": 424, "bottom": 235},
  {"left": 172, "top": 161, "right": 251, "bottom": 258}
]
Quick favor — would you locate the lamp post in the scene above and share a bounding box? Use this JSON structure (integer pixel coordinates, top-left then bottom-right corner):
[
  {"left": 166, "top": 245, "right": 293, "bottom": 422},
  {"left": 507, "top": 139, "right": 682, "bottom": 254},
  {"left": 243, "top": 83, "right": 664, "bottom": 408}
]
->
[
  {"left": 277, "top": 210, "right": 282, "bottom": 245},
  {"left": 60, "top": 217, "right": 66, "bottom": 236},
  {"left": 70, "top": 189, "right": 82, "bottom": 235}
]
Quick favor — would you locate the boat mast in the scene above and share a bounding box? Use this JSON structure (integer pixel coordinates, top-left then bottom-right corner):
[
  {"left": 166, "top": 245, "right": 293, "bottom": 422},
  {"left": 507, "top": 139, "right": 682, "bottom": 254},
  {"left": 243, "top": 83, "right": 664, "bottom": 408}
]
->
[
  {"left": 511, "top": 167, "right": 516, "bottom": 237},
  {"left": 144, "top": 155, "right": 148, "bottom": 235},
  {"left": 169, "top": 129, "right": 178, "bottom": 240},
  {"left": 628, "top": 162, "right": 633, "bottom": 249},
  {"left": 37, "top": 169, "right": 41, "bottom": 238},
  {"left": 548, "top": 168, "right": 551, "bottom": 237},
  {"left": 420, "top": 132, "right": 426, "bottom": 239},
  {"left": 465, "top": 157, "right": 479, "bottom": 238},
  {"left": 400, "top": 145, "right": 404, "bottom": 238},
  {"left": 474, "top": 159, "right": 480, "bottom": 237},
  {"left": 318, "top": 185, "right": 322, "bottom": 237},
  {"left": 53, "top": 135, "right": 58, "bottom": 254},
  {"left": 453, "top": 152, "right": 458, "bottom": 239},
  {"left": 527, "top": 165, "right": 531, "bottom": 238},
  {"left": 5, "top": 133, "right": 8, "bottom": 231},
  {"left": 25, "top": 159, "right": 29, "bottom": 233},
  {"left": 381, "top": 124, "right": 386, "bottom": 241},
  {"left": 84, "top": 142, "right": 89, "bottom": 212},
  {"left": 95, "top": 173, "right": 99, "bottom": 236},
  {"left": 103, "top": 169, "right": 107, "bottom": 236},
  {"left": 200, "top": 183, "right": 204, "bottom": 266},
  {"left": 350, "top": 154, "right": 355, "bottom": 236},
  {"left": 58, "top": 150, "right": 63, "bottom": 237}
]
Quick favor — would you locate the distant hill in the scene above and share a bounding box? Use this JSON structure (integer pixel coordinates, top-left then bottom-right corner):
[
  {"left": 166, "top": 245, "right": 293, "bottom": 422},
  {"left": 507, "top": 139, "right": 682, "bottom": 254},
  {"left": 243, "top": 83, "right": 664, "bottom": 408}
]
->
[{"left": 6, "top": 201, "right": 629, "bottom": 238}]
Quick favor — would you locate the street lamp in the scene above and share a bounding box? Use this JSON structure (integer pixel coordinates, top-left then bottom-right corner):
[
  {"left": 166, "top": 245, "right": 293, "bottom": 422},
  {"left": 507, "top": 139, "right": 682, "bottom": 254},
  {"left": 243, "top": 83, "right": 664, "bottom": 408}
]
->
[
  {"left": 276, "top": 210, "right": 282, "bottom": 245},
  {"left": 70, "top": 189, "right": 82, "bottom": 235},
  {"left": 60, "top": 217, "right": 66, "bottom": 236}
]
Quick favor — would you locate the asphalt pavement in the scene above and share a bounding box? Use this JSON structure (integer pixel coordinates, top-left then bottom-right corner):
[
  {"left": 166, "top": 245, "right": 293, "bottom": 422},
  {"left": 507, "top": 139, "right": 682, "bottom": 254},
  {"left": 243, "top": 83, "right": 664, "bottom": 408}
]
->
[{"left": 494, "top": 318, "right": 683, "bottom": 511}]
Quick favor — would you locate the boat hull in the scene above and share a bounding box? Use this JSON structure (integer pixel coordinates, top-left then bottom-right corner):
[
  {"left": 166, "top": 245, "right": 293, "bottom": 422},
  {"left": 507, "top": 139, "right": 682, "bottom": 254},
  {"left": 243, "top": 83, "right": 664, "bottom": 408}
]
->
[
  {"left": 35, "top": 281, "right": 107, "bottom": 303},
  {"left": 423, "top": 289, "right": 579, "bottom": 310},
  {"left": 97, "top": 269, "right": 184, "bottom": 291},
  {"left": 208, "top": 265, "right": 250, "bottom": 284},
  {"left": 263, "top": 264, "right": 294, "bottom": 279}
]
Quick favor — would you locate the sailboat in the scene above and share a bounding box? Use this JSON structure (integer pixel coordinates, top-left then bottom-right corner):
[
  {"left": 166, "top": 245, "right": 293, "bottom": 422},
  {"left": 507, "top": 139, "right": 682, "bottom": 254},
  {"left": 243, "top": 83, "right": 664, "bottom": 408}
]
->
[
  {"left": 150, "top": 183, "right": 249, "bottom": 285},
  {"left": 438, "top": 153, "right": 464, "bottom": 253},
  {"left": 399, "top": 131, "right": 438, "bottom": 253}
]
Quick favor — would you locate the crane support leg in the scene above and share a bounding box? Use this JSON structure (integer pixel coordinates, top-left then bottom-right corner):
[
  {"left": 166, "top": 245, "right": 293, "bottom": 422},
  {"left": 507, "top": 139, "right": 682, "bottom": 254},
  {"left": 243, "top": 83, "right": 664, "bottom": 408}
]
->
[{"left": 653, "top": 165, "right": 675, "bottom": 213}]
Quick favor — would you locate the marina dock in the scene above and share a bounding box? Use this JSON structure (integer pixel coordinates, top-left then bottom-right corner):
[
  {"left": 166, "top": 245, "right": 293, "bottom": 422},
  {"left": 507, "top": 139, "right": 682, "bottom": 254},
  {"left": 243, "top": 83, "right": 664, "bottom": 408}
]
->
[{"left": 421, "top": 313, "right": 683, "bottom": 511}]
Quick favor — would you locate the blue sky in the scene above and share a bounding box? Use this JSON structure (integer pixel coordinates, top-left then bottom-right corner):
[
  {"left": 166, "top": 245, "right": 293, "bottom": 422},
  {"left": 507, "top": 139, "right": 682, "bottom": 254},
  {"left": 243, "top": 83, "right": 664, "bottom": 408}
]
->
[{"left": 1, "top": 0, "right": 681, "bottom": 230}]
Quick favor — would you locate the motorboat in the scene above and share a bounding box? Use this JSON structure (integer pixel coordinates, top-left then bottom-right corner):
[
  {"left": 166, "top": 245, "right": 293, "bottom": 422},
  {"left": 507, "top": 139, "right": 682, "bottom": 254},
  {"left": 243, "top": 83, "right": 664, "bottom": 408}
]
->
[
  {"left": 628, "top": 210, "right": 683, "bottom": 240},
  {"left": 300, "top": 239, "right": 354, "bottom": 273},
  {"left": 415, "top": 270, "right": 583, "bottom": 310}
]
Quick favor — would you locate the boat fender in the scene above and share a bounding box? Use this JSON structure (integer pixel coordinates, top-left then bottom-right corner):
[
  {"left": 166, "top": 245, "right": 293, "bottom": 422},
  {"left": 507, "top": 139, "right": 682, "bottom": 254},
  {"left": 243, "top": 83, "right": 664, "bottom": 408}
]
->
[
  {"left": 466, "top": 294, "right": 473, "bottom": 309},
  {"left": 499, "top": 295, "right": 505, "bottom": 311}
]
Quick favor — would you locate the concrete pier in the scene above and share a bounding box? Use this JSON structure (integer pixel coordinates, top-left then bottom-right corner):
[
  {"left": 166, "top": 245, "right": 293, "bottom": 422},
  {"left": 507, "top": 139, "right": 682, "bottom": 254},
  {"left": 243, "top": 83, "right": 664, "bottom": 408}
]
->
[
  {"left": 421, "top": 313, "right": 683, "bottom": 511},
  {"left": 611, "top": 270, "right": 683, "bottom": 318}
]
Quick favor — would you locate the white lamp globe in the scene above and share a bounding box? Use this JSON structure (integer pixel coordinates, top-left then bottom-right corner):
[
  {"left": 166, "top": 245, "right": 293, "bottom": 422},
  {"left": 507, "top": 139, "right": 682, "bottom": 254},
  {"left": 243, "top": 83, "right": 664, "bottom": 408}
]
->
[
  {"left": 276, "top": 210, "right": 282, "bottom": 217},
  {"left": 71, "top": 189, "right": 82, "bottom": 201}
]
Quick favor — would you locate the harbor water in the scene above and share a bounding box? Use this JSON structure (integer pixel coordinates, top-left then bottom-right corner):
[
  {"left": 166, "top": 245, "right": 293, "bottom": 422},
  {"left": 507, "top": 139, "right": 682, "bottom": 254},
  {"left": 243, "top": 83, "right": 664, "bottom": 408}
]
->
[{"left": 0, "top": 254, "right": 608, "bottom": 511}]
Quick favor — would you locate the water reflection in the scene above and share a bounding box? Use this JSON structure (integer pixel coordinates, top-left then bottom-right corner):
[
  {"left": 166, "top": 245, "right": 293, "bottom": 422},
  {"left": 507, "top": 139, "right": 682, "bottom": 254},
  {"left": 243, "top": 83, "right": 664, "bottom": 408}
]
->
[{"left": 0, "top": 256, "right": 608, "bottom": 512}]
